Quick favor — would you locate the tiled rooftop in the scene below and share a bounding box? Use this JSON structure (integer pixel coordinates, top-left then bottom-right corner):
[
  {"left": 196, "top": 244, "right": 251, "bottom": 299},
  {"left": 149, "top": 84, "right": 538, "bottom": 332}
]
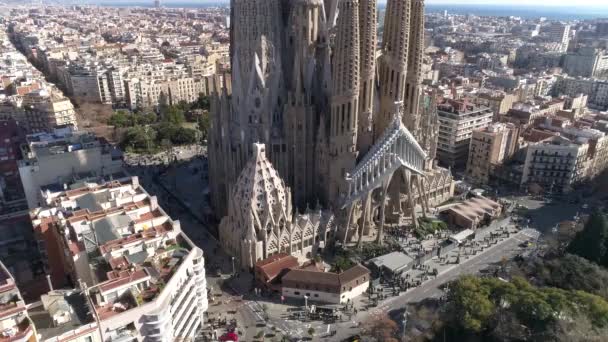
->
[{"left": 30, "top": 176, "right": 194, "bottom": 321}]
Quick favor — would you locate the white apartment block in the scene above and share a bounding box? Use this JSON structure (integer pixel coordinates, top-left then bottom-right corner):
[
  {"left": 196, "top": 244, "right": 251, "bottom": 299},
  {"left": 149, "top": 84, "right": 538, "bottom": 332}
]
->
[
  {"left": 436, "top": 99, "right": 494, "bottom": 168},
  {"left": 31, "top": 176, "right": 208, "bottom": 342},
  {"left": 18, "top": 127, "right": 123, "bottom": 209},
  {"left": 124, "top": 76, "right": 213, "bottom": 110},
  {"left": 547, "top": 22, "right": 570, "bottom": 48},
  {"left": 521, "top": 136, "right": 590, "bottom": 193}
]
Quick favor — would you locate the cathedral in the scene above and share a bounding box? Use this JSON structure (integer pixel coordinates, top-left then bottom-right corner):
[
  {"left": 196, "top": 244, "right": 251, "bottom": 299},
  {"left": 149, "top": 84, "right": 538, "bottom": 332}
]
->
[{"left": 210, "top": 0, "right": 454, "bottom": 269}]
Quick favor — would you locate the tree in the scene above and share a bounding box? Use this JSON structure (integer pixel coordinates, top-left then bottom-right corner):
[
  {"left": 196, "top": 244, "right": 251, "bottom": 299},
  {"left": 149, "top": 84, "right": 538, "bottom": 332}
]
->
[
  {"left": 108, "top": 110, "right": 131, "bottom": 128},
  {"left": 156, "top": 122, "right": 180, "bottom": 142},
  {"left": 568, "top": 211, "right": 608, "bottom": 265},
  {"left": 523, "top": 254, "right": 608, "bottom": 300},
  {"left": 158, "top": 92, "right": 169, "bottom": 116},
  {"left": 172, "top": 127, "right": 197, "bottom": 145},
  {"left": 447, "top": 276, "right": 496, "bottom": 333},
  {"left": 175, "top": 100, "right": 191, "bottom": 112},
  {"left": 330, "top": 256, "right": 355, "bottom": 273},
  {"left": 163, "top": 106, "right": 185, "bottom": 126},
  {"left": 193, "top": 93, "right": 211, "bottom": 111},
  {"left": 121, "top": 126, "right": 157, "bottom": 152},
  {"left": 198, "top": 114, "right": 210, "bottom": 141},
  {"left": 135, "top": 112, "right": 157, "bottom": 125},
  {"left": 361, "top": 314, "right": 400, "bottom": 341},
  {"left": 307, "top": 327, "right": 315, "bottom": 338}
]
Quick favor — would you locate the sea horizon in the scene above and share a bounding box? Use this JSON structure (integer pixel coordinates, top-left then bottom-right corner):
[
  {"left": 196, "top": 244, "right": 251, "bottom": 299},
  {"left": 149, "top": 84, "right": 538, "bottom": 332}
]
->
[{"left": 90, "top": 1, "right": 608, "bottom": 21}]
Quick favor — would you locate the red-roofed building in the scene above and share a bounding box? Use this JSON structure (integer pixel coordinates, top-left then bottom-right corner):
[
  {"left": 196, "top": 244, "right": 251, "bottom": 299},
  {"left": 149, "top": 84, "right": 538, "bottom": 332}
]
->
[{"left": 254, "top": 254, "right": 299, "bottom": 292}]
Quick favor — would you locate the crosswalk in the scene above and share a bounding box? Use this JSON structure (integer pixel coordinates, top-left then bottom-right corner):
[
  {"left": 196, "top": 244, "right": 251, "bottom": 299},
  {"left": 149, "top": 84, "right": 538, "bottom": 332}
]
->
[{"left": 520, "top": 228, "right": 541, "bottom": 239}]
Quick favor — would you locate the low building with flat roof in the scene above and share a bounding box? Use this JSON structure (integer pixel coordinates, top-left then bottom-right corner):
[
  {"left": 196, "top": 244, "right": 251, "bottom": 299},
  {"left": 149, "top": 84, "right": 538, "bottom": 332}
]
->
[
  {"left": 28, "top": 290, "right": 101, "bottom": 342},
  {"left": 368, "top": 252, "right": 415, "bottom": 276},
  {"left": 445, "top": 196, "right": 502, "bottom": 229},
  {"left": 18, "top": 127, "right": 123, "bottom": 209}
]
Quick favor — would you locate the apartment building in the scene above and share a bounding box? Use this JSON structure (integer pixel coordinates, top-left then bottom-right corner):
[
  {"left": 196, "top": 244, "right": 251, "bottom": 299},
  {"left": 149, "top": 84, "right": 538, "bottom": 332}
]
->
[
  {"left": 124, "top": 76, "right": 216, "bottom": 110},
  {"left": 475, "top": 91, "right": 518, "bottom": 119},
  {"left": 521, "top": 136, "right": 590, "bottom": 193},
  {"left": 553, "top": 76, "right": 608, "bottom": 110},
  {"left": 30, "top": 176, "right": 208, "bottom": 341},
  {"left": 18, "top": 127, "right": 123, "bottom": 209},
  {"left": 0, "top": 119, "right": 27, "bottom": 214},
  {"left": 563, "top": 47, "right": 608, "bottom": 78},
  {"left": 20, "top": 89, "right": 78, "bottom": 133},
  {"left": 0, "top": 260, "right": 37, "bottom": 342},
  {"left": 28, "top": 290, "right": 101, "bottom": 342},
  {"left": 466, "top": 123, "right": 520, "bottom": 186},
  {"left": 436, "top": 99, "right": 494, "bottom": 168},
  {"left": 546, "top": 22, "right": 570, "bottom": 48}
]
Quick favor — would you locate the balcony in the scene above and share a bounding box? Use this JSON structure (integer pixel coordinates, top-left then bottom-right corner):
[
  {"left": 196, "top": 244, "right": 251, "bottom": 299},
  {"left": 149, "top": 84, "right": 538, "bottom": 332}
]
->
[{"left": 0, "top": 318, "right": 33, "bottom": 342}]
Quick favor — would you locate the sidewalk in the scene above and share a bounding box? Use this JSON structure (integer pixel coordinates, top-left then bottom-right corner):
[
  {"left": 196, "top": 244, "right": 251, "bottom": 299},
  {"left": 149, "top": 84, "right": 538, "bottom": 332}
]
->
[{"left": 401, "top": 217, "right": 517, "bottom": 282}]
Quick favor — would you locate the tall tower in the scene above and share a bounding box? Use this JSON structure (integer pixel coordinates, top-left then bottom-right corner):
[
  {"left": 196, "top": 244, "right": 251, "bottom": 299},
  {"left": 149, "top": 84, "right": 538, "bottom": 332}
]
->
[
  {"left": 285, "top": 0, "right": 325, "bottom": 209},
  {"left": 154, "top": 0, "right": 160, "bottom": 8},
  {"left": 357, "top": 0, "right": 377, "bottom": 154},
  {"left": 404, "top": 0, "right": 425, "bottom": 135},
  {"left": 376, "top": 0, "right": 410, "bottom": 139},
  {"left": 328, "top": 0, "right": 360, "bottom": 204}
]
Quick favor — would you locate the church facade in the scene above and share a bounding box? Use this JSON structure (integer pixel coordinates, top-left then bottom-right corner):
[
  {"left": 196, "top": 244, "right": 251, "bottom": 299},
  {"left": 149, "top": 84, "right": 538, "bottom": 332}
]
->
[{"left": 210, "top": 0, "right": 454, "bottom": 269}]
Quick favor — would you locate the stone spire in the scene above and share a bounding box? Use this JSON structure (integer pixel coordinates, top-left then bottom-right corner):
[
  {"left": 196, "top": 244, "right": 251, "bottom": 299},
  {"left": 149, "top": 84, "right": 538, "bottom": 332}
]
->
[
  {"left": 231, "top": 0, "right": 282, "bottom": 85},
  {"left": 404, "top": 0, "right": 425, "bottom": 134},
  {"left": 376, "top": 0, "right": 411, "bottom": 139},
  {"left": 219, "top": 143, "right": 293, "bottom": 268},
  {"left": 357, "top": 0, "right": 377, "bottom": 154},
  {"left": 230, "top": 143, "right": 291, "bottom": 232},
  {"left": 328, "top": 0, "right": 361, "bottom": 204}
]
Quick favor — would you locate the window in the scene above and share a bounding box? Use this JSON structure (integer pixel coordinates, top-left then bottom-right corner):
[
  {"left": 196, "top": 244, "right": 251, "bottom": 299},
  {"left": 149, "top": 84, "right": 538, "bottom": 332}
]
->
[
  {"left": 294, "top": 291, "right": 300, "bottom": 295},
  {"left": 84, "top": 337, "right": 93, "bottom": 342}
]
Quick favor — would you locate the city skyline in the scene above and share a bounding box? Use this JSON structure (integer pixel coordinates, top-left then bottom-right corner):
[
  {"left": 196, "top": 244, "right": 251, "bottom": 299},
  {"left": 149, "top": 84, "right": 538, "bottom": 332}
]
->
[{"left": 71, "top": 0, "right": 608, "bottom": 8}]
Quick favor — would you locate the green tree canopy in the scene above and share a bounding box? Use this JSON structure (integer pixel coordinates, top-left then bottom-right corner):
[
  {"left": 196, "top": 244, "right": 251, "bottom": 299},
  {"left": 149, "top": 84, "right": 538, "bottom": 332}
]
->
[
  {"left": 525, "top": 254, "right": 608, "bottom": 300},
  {"left": 198, "top": 114, "right": 210, "bottom": 141},
  {"left": 446, "top": 275, "right": 608, "bottom": 336},
  {"left": 162, "top": 106, "right": 185, "bottom": 126},
  {"left": 193, "top": 93, "right": 211, "bottom": 111},
  {"left": 121, "top": 126, "right": 157, "bottom": 152},
  {"left": 568, "top": 211, "right": 608, "bottom": 265},
  {"left": 108, "top": 110, "right": 130, "bottom": 128},
  {"left": 108, "top": 111, "right": 157, "bottom": 128}
]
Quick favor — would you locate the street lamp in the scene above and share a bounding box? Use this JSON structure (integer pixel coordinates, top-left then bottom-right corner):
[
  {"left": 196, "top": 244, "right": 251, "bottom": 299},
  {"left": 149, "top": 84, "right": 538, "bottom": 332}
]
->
[
  {"left": 402, "top": 307, "right": 409, "bottom": 340},
  {"left": 231, "top": 256, "right": 235, "bottom": 276}
]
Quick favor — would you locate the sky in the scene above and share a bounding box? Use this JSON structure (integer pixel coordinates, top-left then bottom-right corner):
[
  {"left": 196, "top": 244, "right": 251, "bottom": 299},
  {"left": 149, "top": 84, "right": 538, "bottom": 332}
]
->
[{"left": 424, "top": 0, "right": 607, "bottom": 6}]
